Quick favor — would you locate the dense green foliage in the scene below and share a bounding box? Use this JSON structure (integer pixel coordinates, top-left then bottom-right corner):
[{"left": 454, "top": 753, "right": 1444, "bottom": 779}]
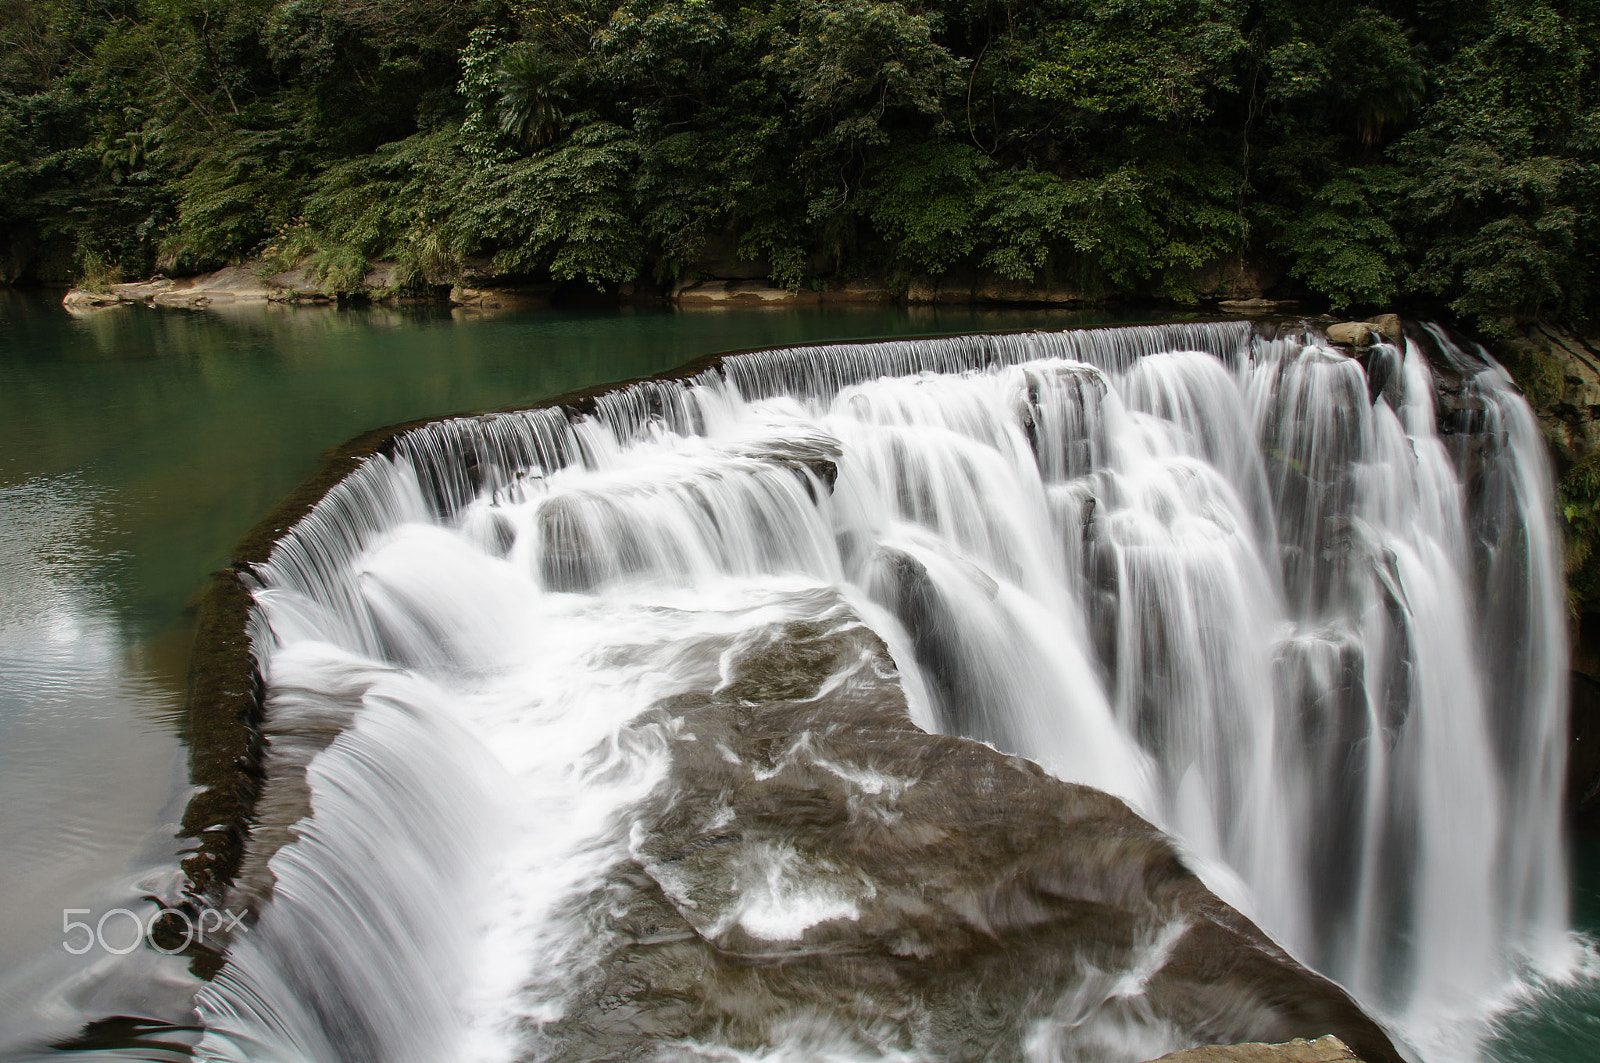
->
[
  {"left": 1560, "top": 452, "right": 1600, "bottom": 611},
  {"left": 3, "top": 0, "right": 1596, "bottom": 324}
]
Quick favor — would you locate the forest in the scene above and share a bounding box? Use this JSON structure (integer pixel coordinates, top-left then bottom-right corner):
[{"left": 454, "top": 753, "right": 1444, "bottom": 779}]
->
[{"left": 2, "top": 0, "right": 1596, "bottom": 330}]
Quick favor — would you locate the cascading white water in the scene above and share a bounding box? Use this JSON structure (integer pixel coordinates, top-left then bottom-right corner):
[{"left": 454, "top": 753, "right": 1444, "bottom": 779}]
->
[{"left": 194, "top": 322, "right": 1575, "bottom": 1063}]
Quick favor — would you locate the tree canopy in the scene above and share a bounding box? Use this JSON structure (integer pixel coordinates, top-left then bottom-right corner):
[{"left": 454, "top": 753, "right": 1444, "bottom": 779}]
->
[{"left": 3, "top": 0, "right": 1596, "bottom": 328}]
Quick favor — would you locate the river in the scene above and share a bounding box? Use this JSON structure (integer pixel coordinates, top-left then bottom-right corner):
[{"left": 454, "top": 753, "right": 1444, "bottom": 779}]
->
[{"left": 0, "top": 290, "right": 1594, "bottom": 1061}]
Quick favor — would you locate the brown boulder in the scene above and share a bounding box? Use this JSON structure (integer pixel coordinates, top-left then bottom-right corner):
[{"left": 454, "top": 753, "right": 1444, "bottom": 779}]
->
[{"left": 1325, "top": 321, "right": 1379, "bottom": 346}]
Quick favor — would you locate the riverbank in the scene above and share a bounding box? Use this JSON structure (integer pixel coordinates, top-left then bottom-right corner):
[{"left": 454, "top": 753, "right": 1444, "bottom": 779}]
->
[{"left": 58, "top": 254, "right": 1294, "bottom": 315}]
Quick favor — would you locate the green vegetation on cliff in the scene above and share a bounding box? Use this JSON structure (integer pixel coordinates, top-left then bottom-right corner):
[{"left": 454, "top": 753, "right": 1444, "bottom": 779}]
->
[{"left": 3, "top": 1, "right": 1596, "bottom": 326}]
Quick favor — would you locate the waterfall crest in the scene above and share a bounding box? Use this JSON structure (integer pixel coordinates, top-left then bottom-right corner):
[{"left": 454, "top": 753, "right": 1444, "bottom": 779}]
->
[{"left": 196, "top": 322, "right": 1572, "bottom": 1063}]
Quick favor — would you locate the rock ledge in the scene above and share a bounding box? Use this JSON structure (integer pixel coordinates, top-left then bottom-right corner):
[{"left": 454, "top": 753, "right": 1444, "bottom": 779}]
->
[{"left": 1146, "top": 1035, "right": 1363, "bottom": 1062}]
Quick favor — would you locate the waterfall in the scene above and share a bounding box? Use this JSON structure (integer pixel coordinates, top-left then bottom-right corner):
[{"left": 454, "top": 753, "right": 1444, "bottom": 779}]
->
[{"left": 193, "top": 322, "right": 1572, "bottom": 1063}]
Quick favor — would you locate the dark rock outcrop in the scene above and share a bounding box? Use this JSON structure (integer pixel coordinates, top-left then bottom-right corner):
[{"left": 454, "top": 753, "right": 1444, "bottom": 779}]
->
[{"left": 534, "top": 616, "right": 1404, "bottom": 1063}]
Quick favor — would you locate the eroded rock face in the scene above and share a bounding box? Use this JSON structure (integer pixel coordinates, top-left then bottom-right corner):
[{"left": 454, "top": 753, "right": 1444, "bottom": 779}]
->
[
  {"left": 1498, "top": 323, "right": 1600, "bottom": 461},
  {"left": 532, "top": 617, "right": 1403, "bottom": 1063}
]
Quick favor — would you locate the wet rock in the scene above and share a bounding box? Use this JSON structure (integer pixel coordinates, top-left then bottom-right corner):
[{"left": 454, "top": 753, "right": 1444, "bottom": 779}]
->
[
  {"left": 536, "top": 496, "right": 602, "bottom": 592},
  {"left": 1146, "top": 1034, "right": 1363, "bottom": 1062},
  {"left": 64, "top": 276, "right": 192, "bottom": 308},
  {"left": 866, "top": 546, "right": 979, "bottom": 736},
  {"left": 1368, "top": 314, "right": 1402, "bottom": 343},
  {"left": 1325, "top": 316, "right": 1401, "bottom": 347},
  {"left": 257, "top": 266, "right": 334, "bottom": 300},
  {"left": 1569, "top": 610, "right": 1600, "bottom": 828},
  {"left": 539, "top": 616, "right": 1405, "bottom": 1063},
  {"left": 744, "top": 432, "right": 842, "bottom": 493},
  {"left": 61, "top": 288, "right": 126, "bottom": 308},
  {"left": 906, "top": 267, "right": 985, "bottom": 304},
  {"left": 1325, "top": 322, "right": 1378, "bottom": 347},
  {"left": 1360, "top": 342, "right": 1404, "bottom": 408},
  {"left": 1497, "top": 324, "right": 1600, "bottom": 458},
  {"left": 1495, "top": 324, "right": 1600, "bottom": 830}
]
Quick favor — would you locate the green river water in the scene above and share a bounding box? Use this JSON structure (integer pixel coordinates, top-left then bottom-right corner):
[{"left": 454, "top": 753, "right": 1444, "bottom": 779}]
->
[{"left": 0, "top": 289, "right": 1593, "bottom": 1060}]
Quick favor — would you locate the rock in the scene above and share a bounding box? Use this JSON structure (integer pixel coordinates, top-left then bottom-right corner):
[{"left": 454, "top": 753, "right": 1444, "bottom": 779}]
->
[
  {"left": 674, "top": 279, "right": 821, "bottom": 307},
  {"left": 742, "top": 428, "right": 842, "bottom": 491},
  {"left": 1518, "top": 325, "right": 1600, "bottom": 411},
  {"left": 1192, "top": 257, "right": 1284, "bottom": 302},
  {"left": 64, "top": 259, "right": 439, "bottom": 312},
  {"left": 1325, "top": 322, "right": 1379, "bottom": 346},
  {"left": 819, "top": 275, "right": 893, "bottom": 303},
  {"left": 110, "top": 277, "right": 177, "bottom": 300},
  {"left": 672, "top": 273, "right": 897, "bottom": 307},
  {"left": 360, "top": 262, "right": 399, "bottom": 290},
  {"left": 449, "top": 285, "right": 555, "bottom": 311},
  {"left": 898, "top": 271, "right": 982, "bottom": 304},
  {"left": 1219, "top": 298, "right": 1297, "bottom": 314},
  {"left": 61, "top": 288, "right": 125, "bottom": 308},
  {"left": 64, "top": 276, "right": 185, "bottom": 308},
  {"left": 256, "top": 266, "right": 332, "bottom": 300},
  {"left": 1146, "top": 1034, "right": 1363, "bottom": 1062},
  {"left": 974, "top": 276, "right": 1090, "bottom": 305},
  {"left": 538, "top": 613, "right": 1406, "bottom": 1063},
  {"left": 535, "top": 496, "right": 599, "bottom": 593},
  {"left": 804, "top": 270, "right": 1093, "bottom": 306},
  {"left": 457, "top": 254, "right": 507, "bottom": 287},
  {"left": 154, "top": 264, "right": 282, "bottom": 305},
  {"left": 1369, "top": 314, "right": 1402, "bottom": 343}
]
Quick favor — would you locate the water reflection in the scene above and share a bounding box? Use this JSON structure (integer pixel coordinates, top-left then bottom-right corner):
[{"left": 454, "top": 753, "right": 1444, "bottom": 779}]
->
[{"left": 0, "top": 474, "right": 193, "bottom": 1054}]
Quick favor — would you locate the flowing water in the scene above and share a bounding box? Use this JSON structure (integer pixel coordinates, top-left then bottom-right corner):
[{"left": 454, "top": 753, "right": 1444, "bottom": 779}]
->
[
  {"left": 180, "top": 321, "right": 1596, "bottom": 1063},
  {"left": 0, "top": 294, "right": 1134, "bottom": 1058}
]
